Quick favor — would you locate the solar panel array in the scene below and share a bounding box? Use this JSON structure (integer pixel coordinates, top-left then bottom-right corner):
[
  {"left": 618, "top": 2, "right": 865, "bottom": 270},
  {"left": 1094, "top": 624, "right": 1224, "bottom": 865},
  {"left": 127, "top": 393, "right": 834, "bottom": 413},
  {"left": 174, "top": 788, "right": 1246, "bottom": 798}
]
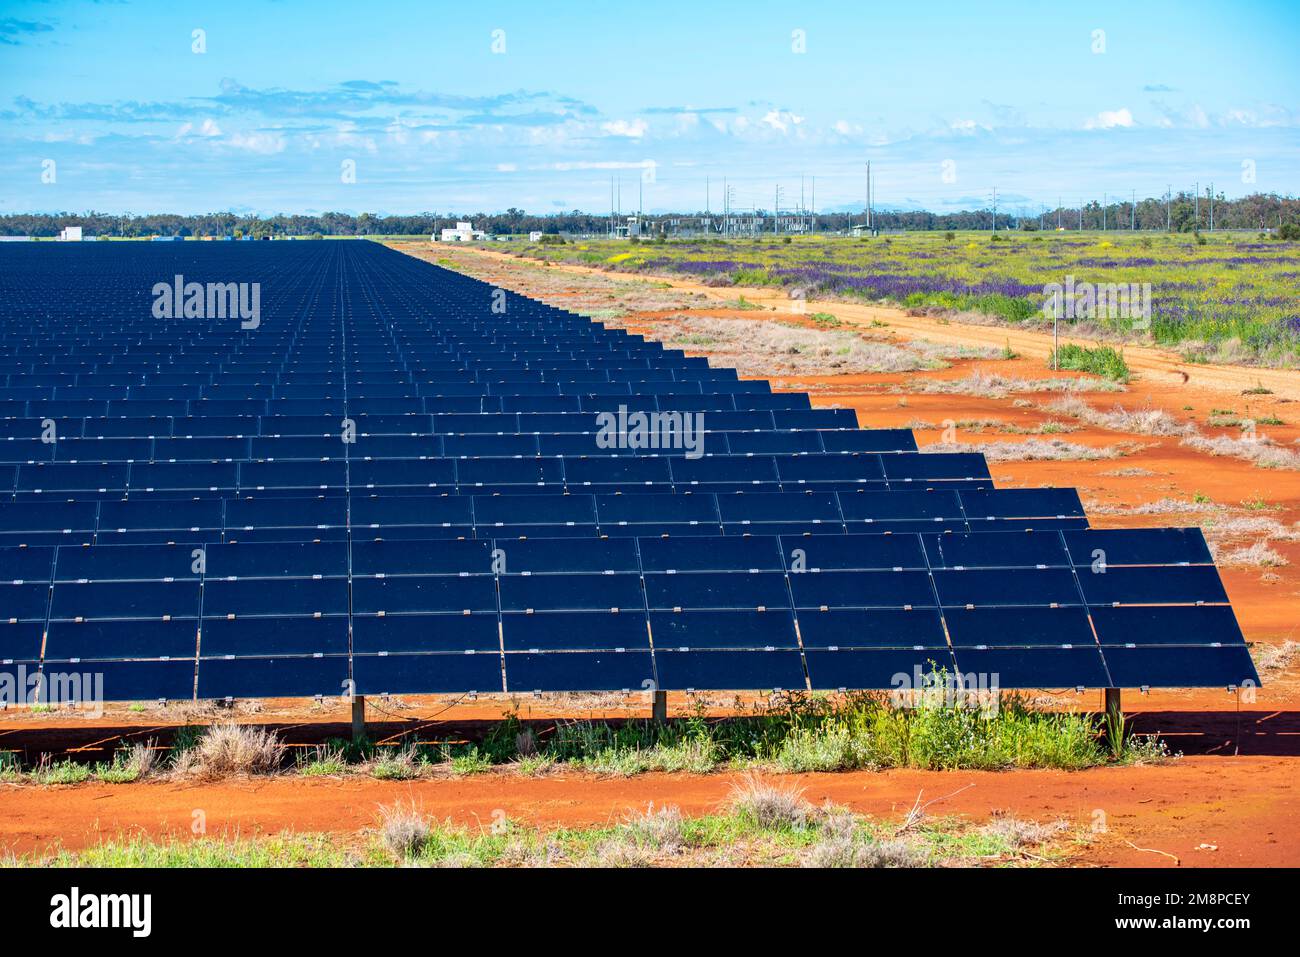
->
[{"left": 0, "top": 241, "right": 1259, "bottom": 701}]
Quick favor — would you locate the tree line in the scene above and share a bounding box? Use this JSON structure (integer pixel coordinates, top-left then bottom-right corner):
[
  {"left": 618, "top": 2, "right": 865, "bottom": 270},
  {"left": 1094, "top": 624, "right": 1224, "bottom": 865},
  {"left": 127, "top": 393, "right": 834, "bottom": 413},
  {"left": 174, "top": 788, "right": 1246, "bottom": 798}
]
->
[{"left": 2, "top": 193, "right": 1296, "bottom": 237}]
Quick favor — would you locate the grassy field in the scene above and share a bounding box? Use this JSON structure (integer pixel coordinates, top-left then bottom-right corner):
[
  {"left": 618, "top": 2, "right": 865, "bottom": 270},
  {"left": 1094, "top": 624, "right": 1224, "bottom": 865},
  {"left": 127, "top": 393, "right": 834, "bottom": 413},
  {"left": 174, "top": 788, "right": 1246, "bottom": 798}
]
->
[{"left": 504, "top": 232, "right": 1300, "bottom": 365}]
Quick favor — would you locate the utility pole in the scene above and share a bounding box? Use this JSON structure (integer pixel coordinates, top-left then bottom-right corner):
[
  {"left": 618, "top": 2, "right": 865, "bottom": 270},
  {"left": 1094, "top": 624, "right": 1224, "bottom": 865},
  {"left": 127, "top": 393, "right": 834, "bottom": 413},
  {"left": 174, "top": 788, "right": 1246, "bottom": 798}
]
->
[
  {"left": 1166, "top": 185, "right": 1171, "bottom": 232},
  {"left": 811, "top": 176, "right": 816, "bottom": 234},
  {"left": 865, "top": 160, "right": 872, "bottom": 232},
  {"left": 1057, "top": 196, "right": 1062, "bottom": 230},
  {"left": 992, "top": 187, "right": 997, "bottom": 233},
  {"left": 1194, "top": 182, "right": 1199, "bottom": 228},
  {"left": 1131, "top": 189, "right": 1136, "bottom": 231},
  {"left": 1103, "top": 192, "right": 1107, "bottom": 231},
  {"left": 1209, "top": 183, "right": 1214, "bottom": 231}
]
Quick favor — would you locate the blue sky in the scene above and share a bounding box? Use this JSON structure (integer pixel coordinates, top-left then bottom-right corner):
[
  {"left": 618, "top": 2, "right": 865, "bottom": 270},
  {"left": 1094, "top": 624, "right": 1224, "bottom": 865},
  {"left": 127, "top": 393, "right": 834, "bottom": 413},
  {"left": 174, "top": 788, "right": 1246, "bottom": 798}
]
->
[{"left": 2, "top": 0, "right": 1298, "bottom": 216}]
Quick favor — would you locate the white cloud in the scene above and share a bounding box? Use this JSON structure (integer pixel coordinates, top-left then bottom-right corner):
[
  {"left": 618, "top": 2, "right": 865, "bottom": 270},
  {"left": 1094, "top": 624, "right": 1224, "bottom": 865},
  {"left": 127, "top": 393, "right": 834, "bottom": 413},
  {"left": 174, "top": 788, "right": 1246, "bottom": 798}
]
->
[
  {"left": 496, "top": 162, "right": 517, "bottom": 172},
  {"left": 1084, "top": 108, "right": 1135, "bottom": 130},
  {"left": 601, "top": 118, "right": 647, "bottom": 138},
  {"left": 760, "top": 109, "right": 803, "bottom": 134},
  {"left": 228, "top": 130, "right": 287, "bottom": 154}
]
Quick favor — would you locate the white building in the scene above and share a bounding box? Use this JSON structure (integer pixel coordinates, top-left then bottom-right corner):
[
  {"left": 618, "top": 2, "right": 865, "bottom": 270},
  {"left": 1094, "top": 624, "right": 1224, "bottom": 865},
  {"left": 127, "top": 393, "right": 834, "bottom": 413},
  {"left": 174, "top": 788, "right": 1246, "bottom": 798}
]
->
[
  {"left": 528, "top": 231, "right": 543, "bottom": 242},
  {"left": 59, "top": 226, "right": 83, "bottom": 242},
  {"left": 438, "top": 222, "right": 478, "bottom": 242}
]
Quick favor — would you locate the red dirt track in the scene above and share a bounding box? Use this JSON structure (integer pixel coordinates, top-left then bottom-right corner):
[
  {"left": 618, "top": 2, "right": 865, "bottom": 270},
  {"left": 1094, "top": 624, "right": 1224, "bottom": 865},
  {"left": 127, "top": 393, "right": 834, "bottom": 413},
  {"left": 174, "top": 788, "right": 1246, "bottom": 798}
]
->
[{"left": 3, "top": 756, "right": 1296, "bottom": 866}]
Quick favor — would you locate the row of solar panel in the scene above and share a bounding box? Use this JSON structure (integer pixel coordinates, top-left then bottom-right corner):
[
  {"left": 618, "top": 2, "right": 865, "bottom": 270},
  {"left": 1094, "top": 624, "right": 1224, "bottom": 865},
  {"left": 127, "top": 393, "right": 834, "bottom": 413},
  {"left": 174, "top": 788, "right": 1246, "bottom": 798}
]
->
[
  {"left": 0, "top": 452, "right": 993, "bottom": 494},
  {"left": 0, "top": 395, "right": 849, "bottom": 419},
  {"left": 1, "top": 430, "right": 923, "bottom": 463},
  {"left": 0, "top": 564, "right": 1229, "bottom": 625},
  {"left": 4, "top": 604, "right": 1244, "bottom": 661},
  {"left": 1, "top": 410, "right": 885, "bottom": 442},
  {"left": 3, "top": 628, "right": 1258, "bottom": 700},
  {"left": 0, "top": 488, "right": 1081, "bottom": 533},
  {"left": 0, "top": 528, "right": 1209, "bottom": 583},
  {"left": 0, "top": 379, "right": 787, "bottom": 404}
]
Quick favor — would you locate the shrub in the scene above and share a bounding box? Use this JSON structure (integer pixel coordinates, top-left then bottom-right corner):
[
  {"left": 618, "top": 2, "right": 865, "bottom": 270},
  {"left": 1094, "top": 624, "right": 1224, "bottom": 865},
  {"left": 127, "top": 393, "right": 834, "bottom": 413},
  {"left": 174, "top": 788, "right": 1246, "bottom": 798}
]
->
[{"left": 1048, "top": 343, "right": 1131, "bottom": 382}]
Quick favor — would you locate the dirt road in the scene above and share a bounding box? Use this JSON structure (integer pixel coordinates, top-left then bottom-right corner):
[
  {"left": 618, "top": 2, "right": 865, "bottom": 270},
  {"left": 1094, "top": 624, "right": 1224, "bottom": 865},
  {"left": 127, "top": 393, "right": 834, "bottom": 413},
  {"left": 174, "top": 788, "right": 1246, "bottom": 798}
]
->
[{"left": 3, "top": 756, "right": 1294, "bottom": 866}]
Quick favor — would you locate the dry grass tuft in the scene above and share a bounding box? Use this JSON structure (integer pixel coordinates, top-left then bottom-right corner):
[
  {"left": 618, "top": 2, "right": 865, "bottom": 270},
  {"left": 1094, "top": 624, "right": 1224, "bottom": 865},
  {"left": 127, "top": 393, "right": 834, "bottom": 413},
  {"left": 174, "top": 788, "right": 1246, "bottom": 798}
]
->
[
  {"left": 1254, "top": 640, "right": 1300, "bottom": 673},
  {"left": 908, "top": 371, "right": 1124, "bottom": 398},
  {"left": 377, "top": 799, "right": 432, "bottom": 857},
  {"left": 921, "top": 439, "right": 1120, "bottom": 462},
  {"left": 980, "top": 816, "right": 1072, "bottom": 848},
  {"left": 1215, "top": 541, "right": 1289, "bottom": 567},
  {"left": 727, "top": 773, "right": 814, "bottom": 829},
  {"left": 1044, "top": 396, "right": 1195, "bottom": 436},
  {"left": 173, "top": 723, "right": 285, "bottom": 779},
  {"left": 1182, "top": 433, "right": 1300, "bottom": 470}
]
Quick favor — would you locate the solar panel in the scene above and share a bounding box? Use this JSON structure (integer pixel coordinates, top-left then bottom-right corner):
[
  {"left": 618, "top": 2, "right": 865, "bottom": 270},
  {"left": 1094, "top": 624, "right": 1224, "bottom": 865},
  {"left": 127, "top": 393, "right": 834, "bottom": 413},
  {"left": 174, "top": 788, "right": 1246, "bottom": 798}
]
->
[
  {"left": 0, "top": 240, "right": 1253, "bottom": 698},
  {"left": 806, "top": 648, "right": 956, "bottom": 689},
  {"left": 644, "top": 571, "right": 790, "bottom": 610},
  {"left": 352, "top": 614, "right": 501, "bottom": 654},
  {"left": 1099, "top": 645, "right": 1259, "bottom": 688},
  {"left": 653, "top": 649, "right": 805, "bottom": 690},
  {"left": 503, "top": 650, "right": 655, "bottom": 692},
  {"left": 44, "top": 619, "right": 198, "bottom": 660},
  {"left": 951, "top": 646, "right": 1112, "bottom": 688},
  {"left": 500, "top": 610, "right": 648, "bottom": 652},
  {"left": 197, "top": 655, "right": 349, "bottom": 699},
  {"left": 1076, "top": 564, "right": 1229, "bottom": 605},
  {"left": 648, "top": 609, "right": 798, "bottom": 649},
  {"left": 200, "top": 616, "right": 349, "bottom": 657},
  {"left": 351, "top": 652, "right": 503, "bottom": 695}
]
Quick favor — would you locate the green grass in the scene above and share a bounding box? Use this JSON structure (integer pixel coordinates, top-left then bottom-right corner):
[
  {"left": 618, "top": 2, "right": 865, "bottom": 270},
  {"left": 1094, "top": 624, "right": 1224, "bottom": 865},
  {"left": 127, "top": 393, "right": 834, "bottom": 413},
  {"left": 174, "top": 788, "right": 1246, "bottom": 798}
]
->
[
  {"left": 0, "top": 686, "right": 1167, "bottom": 787},
  {"left": 1048, "top": 343, "right": 1131, "bottom": 382}
]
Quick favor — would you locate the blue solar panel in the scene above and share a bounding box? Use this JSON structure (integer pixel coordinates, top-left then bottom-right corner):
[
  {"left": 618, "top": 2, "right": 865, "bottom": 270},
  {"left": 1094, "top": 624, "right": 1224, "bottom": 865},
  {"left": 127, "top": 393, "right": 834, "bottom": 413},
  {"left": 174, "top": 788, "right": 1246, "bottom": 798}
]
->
[
  {"left": 44, "top": 619, "right": 197, "bottom": 660},
  {"left": 501, "top": 573, "right": 644, "bottom": 611},
  {"left": 352, "top": 614, "right": 500, "bottom": 654},
  {"left": 50, "top": 580, "right": 200, "bottom": 620},
  {"left": 352, "top": 576, "right": 497, "bottom": 614},
  {"left": 644, "top": 571, "right": 790, "bottom": 610},
  {"left": 201, "top": 616, "right": 348, "bottom": 657},
  {"left": 1063, "top": 528, "right": 1212, "bottom": 566},
  {"left": 501, "top": 610, "right": 650, "bottom": 651},
  {"left": 352, "top": 652, "right": 503, "bottom": 695},
  {"left": 789, "top": 568, "right": 936, "bottom": 609},
  {"left": 1100, "top": 645, "right": 1259, "bottom": 688},
  {"left": 653, "top": 649, "right": 805, "bottom": 690},
  {"left": 1089, "top": 605, "right": 1245, "bottom": 646},
  {"left": 0, "top": 240, "right": 1250, "bottom": 696},
  {"left": 952, "top": 646, "right": 1111, "bottom": 688},
  {"left": 498, "top": 538, "right": 640, "bottom": 574},
  {"left": 504, "top": 650, "right": 655, "bottom": 692},
  {"left": 649, "top": 609, "right": 798, "bottom": 649},
  {"left": 87, "top": 659, "right": 198, "bottom": 702},
  {"left": 638, "top": 535, "right": 783, "bottom": 572},
  {"left": 202, "top": 578, "right": 348, "bottom": 617},
  {"left": 0, "top": 622, "right": 44, "bottom": 661},
  {"left": 1077, "top": 565, "right": 1229, "bottom": 605},
  {"left": 796, "top": 608, "right": 947, "bottom": 648},
  {"left": 197, "top": 655, "right": 349, "bottom": 699},
  {"left": 923, "top": 531, "right": 1071, "bottom": 569},
  {"left": 352, "top": 539, "right": 492, "bottom": 576},
  {"left": 944, "top": 606, "right": 1095, "bottom": 647},
  {"left": 779, "top": 534, "right": 926, "bottom": 571},
  {"left": 806, "top": 648, "right": 956, "bottom": 689}
]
